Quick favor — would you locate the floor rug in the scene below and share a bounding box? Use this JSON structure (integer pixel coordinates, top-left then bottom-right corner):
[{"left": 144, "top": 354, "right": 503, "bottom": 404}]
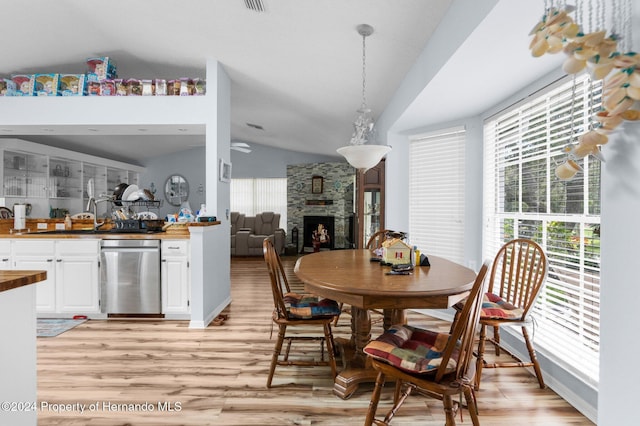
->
[{"left": 37, "top": 319, "right": 87, "bottom": 337}]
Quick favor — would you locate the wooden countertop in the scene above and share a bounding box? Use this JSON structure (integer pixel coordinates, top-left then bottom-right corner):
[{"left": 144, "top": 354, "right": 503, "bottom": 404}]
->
[
  {"left": 0, "top": 220, "right": 220, "bottom": 240},
  {"left": 0, "top": 270, "right": 47, "bottom": 293}
]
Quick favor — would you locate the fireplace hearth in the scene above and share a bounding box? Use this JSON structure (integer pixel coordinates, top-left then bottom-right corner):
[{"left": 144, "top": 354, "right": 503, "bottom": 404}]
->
[{"left": 302, "top": 216, "right": 335, "bottom": 252}]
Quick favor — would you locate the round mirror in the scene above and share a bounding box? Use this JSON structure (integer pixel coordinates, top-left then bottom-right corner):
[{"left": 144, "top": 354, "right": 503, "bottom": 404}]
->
[{"left": 164, "top": 175, "right": 189, "bottom": 206}]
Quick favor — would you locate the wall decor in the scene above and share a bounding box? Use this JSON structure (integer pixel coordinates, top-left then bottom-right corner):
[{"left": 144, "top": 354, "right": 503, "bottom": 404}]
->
[
  {"left": 311, "top": 175, "right": 323, "bottom": 194},
  {"left": 219, "top": 158, "right": 232, "bottom": 182}
]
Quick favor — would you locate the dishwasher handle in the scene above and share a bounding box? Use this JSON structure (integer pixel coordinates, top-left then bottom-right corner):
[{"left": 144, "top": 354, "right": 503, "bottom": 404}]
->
[{"left": 101, "top": 247, "right": 160, "bottom": 253}]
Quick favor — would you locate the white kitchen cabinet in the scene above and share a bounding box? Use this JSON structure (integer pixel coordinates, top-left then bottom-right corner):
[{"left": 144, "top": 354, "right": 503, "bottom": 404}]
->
[
  {"left": 11, "top": 239, "right": 100, "bottom": 315},
  {"left": 49, "top": 157, "right": 82, "bottom": 199},
  {"left": 55, "top": 240, "right": 100, "bottom": 314},
  {"left": 0, "top": 139, "right": 144, "bottom": 219},
  {"left": 0, "top": 240, "right": 11, "bottom": 270},
  {"left": 13, "top": 240, "right": 57, "bottom": 313},
  {"left": 161, "top": 240, "right": 190, "bottom": 316},
  {"left": 2, "top": 150, "right": 48, "bottom": 199}
]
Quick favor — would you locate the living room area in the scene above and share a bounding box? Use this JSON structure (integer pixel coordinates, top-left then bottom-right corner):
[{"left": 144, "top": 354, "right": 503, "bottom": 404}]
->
[{"left": 229, "top": 139, "right": 368, "bottom": 256}]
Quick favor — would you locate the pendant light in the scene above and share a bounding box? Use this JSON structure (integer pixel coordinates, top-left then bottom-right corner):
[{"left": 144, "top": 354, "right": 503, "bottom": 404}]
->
[{"left": 337, "top": 24, "right": 391, "bottom": 172}]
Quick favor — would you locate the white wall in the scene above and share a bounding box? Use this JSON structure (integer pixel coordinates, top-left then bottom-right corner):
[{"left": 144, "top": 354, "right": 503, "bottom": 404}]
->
[
  {"left": 598, "top": 2, "right": 640, "bottom": 423},
  {"left": 230, "top": 141, "right": 342, "bottom": 178}
]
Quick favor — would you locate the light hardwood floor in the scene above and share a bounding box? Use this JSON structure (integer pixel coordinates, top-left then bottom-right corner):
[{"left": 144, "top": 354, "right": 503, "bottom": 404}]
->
[{"left": 37, "top": 256, "right": 595, "bottom": 425}]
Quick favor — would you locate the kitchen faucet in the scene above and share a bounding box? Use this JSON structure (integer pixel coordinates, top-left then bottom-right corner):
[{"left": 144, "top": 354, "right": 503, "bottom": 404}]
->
[{"left": 86, "top": 196, "right": 110, "bottom": 230}]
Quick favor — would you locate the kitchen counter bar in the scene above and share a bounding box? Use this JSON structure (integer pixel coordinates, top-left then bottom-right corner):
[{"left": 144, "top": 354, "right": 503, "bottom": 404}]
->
[
  {"left": 0, "top": 270, "right": 47, "bottom": 426},
  {"left": 0, "top": 221, "right": 220, "bottom": 240},
  {"left": 0, "top": 270, "right": 47, "bottom": 293}
]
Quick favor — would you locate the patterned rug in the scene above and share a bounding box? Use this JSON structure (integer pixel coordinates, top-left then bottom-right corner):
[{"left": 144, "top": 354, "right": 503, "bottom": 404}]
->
[{"left": 37, "top": 319, "right": 87, "bottom": 337}]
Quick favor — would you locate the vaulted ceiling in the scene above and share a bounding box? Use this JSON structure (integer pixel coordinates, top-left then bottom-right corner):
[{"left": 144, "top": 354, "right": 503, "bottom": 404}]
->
[{"left": 0, "top": 0, "right": 563, "bottom": 164}]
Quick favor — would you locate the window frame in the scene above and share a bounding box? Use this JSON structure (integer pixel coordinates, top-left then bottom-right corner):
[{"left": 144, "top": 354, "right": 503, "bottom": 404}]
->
[{"left": 483, "top": 73, "right": 601, "bottom": 385}]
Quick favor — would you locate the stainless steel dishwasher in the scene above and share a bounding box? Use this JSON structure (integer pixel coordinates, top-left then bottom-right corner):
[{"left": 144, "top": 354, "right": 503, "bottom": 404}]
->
[{"left": 100, "top": 239, "right": 162, "bottom": 317}]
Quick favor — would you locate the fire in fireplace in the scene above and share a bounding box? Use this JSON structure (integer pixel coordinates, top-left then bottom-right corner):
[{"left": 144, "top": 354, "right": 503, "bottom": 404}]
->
[{"left": 302, "top": 216, "right": 335, "bottom": 252}]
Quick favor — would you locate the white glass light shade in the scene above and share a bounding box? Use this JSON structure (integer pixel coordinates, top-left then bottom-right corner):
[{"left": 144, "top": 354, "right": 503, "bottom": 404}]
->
[{"left": 337, "top": 144, "right": 391, "bottom": 171}]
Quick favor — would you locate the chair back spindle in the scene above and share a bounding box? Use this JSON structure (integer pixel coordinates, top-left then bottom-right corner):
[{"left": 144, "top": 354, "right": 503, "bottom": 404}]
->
[{"left": 489, "top": 239, "right": 547, "bottom": 320}]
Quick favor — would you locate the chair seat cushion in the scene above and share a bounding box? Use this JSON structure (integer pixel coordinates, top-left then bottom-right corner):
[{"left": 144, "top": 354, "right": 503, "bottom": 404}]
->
[
  {"left": 481, "top": 292, "right": 524, "bottom": 320},
  {"left": 363, "top": 325, "right": 458, "bottom": 375},
  {"left": 283, "top": 292, "right": 340, "bottom": 319}
]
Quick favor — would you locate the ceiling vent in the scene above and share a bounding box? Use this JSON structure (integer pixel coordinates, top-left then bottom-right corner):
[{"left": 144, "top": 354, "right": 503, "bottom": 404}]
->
[{"left": 244, "top": 0, "right": 265, "bottom": 12}]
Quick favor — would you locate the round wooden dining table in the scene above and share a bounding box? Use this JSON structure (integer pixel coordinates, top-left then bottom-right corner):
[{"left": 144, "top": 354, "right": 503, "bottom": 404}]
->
[{"left": 294, "top": 249, "right": 476, "bottom": 399}]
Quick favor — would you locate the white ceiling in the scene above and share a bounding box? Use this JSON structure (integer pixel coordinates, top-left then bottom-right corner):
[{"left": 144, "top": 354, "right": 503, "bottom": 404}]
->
[{"left": 0, "top": 0, "right": 563, "bottom": 164}]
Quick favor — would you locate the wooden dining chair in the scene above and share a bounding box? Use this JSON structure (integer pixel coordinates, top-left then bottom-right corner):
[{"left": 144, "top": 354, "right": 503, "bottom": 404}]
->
[
  {"left": 473, "top": 238, "right": 548, "bottom": 389},
  {"left": 363, "top": 261, "right": 490, "bottom": 426},
  {"left": 262, "top": 238, "right": 340, "bottom": 388},
  {"left": 333, "top": 229, "right": 390, "bottom": 326}
]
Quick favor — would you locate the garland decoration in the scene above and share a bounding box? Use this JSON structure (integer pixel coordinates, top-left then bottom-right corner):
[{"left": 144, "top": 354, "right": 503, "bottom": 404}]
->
[{"left": 529, "top": 3, "right": 639, "bottom": 180}]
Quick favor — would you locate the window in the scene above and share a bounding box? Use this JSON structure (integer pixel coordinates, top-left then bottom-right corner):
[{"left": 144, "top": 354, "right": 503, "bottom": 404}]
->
[
  {"left": 409, "top": 127, "right": 466, "bottom": 264},
  {"left": 230, "top": 178, "right": 287, "bottom": 227},
  {"left": 483, "top": 74, "right": 601, "bottom": 385}
]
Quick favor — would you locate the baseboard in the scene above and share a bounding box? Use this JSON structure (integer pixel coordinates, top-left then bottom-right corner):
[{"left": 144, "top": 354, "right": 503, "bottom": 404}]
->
[{"left": 189, "top": 296, "right": 232, "bottom": 329}]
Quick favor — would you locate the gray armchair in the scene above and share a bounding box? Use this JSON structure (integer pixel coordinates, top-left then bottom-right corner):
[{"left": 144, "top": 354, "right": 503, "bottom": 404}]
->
[
  {"left": 230, "top": 212, "right": 246, "bottom": 256},
  {"left": 232, "top": 211, "right": 286, "bottom": 256}
]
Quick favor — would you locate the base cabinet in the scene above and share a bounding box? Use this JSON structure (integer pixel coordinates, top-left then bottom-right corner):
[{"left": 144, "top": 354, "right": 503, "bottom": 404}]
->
[
  {"left": 0, "top": 240, "right": 11, "bottom": 270},
  {"left": 56, "top": 240, "right": 100, "bottom": 314},
  {"left": 11, "top": 239, "right": 99, "bottom": 315},
  {"left": 4, "top": 237, "right": 192, "bottom": 318},
  {"left": 13, "top": 240, "right": 57, "bottom": 313},
  {"left": 161, "top": 240, "right": 190, "bottom": 316}
]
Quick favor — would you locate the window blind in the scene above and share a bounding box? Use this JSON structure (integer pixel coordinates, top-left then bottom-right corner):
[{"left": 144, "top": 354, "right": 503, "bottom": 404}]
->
[
  {"left": 483, "top": 74, "right": 601, "bottom": 385},
  {"left": 230, "top": 178, "right": 288, "bottom": 227},
  {"left": 409, "top": 127, "right": 466, "bottom": 264}
]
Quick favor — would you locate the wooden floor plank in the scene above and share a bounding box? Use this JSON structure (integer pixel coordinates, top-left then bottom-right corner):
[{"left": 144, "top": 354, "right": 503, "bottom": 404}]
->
[{"left": 36, "top": 256, "right": 595, "bottom": 425}]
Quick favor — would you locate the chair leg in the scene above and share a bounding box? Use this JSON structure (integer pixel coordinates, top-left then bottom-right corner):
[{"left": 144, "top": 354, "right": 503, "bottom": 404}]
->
[
  {"left": 267, "top": 324, "right": 286, "bottom": 388},
  {"left": 393, "top": 379, "right": 403, "bottom": 404},
  {"left": 522, "top": 325, "right": 545, "bottom": 389},
  {"left": 364, "top": 371, "right": 386, "bottom": 426},
  {"left": 493, "top": 325, "right": 501, "bottom": 356},
  {"left": 442, "top": 394, "right": 456, "bottom": 426},
  {"left": 323, "top": 324, "right": 337, "bottom": 378},
  {"left": 334, "top": 303, "right": 343, "bottom": 326},
  {"left": 463, "top": 386, "right": 480, "bottom": 426},
  {"left": 475, "top": 324, "right": 487, "bottom": 390}
]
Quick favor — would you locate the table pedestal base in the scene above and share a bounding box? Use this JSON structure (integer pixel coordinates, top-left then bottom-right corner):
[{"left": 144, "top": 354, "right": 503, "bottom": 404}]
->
[{"left": 332, "top": 307, "right": 406, "bottom": 399}]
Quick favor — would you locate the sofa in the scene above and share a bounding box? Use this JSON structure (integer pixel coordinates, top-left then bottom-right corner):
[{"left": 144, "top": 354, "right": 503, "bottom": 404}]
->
[{"left": 231, "top": 211, "right": 286, "bottom": 256}]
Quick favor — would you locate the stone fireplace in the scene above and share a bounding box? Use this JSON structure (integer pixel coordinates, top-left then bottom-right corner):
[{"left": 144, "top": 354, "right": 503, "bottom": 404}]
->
[{"left": 287, "top": 162, "right": 355, "bottom": 252}]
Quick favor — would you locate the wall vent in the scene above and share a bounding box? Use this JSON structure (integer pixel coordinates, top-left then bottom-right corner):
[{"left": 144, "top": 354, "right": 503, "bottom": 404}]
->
[{"left": 244, "top": 0, "right": 265, "bottom": 12}]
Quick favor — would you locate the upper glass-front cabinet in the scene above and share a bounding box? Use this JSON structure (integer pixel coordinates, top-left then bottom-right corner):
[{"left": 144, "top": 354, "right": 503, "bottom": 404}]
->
[
  {"left": 3, "top": 150, "right": 48, "bottom": 198},
  {"left": 0, "top": 140, "right": 143, "bottom": 218},
  {"left": 49, "top": 157, "right": 82, "bottom": 199}
]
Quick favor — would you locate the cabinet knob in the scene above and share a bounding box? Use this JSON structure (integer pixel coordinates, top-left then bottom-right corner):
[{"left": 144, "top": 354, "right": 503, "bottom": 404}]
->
[{"left": 56, "top": 259, "right": 63, "bottom": 262}]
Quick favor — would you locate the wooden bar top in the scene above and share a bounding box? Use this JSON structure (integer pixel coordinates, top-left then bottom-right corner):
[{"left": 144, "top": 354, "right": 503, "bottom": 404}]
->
[
  {"left": 0, "top": 219, "right": 220, "bottom": 240},
  {"left": 0, "top": 270, "right": 47, "bottom": 293}
]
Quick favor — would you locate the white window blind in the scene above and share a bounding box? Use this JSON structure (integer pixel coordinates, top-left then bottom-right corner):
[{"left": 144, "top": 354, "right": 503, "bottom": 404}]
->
[
  {"left": 409, "top": 127, "right": 466, "bottom": 264},
  {"left": 483, "top": 74, "right": 601, "bottom": 385},
  {"left": 230, "top": 178, "right": 288, "bottom": 227}
]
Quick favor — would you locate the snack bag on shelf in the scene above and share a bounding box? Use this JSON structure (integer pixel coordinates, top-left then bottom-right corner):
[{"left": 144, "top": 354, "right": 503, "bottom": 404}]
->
[
  {"left": 59, "top": 74, "right": 86, "bottom": 96},
  {"left": 86, "top": 56, "right": 117, "bottom": 82},
  {"left": 33, "top": 73, "right": 60, "bottom": 96},
  {"left": 10, "top": 74, "right": 34, "bottom": 96}
]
